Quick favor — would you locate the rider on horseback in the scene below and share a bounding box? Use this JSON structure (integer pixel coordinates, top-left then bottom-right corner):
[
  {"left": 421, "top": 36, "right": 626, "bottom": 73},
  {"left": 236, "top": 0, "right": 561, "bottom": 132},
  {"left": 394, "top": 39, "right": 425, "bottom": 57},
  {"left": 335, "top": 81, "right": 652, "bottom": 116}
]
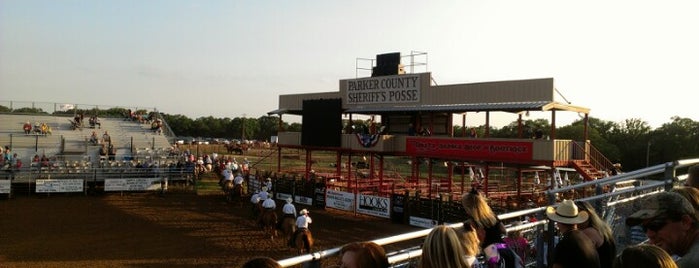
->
[
  {"left": 261, "top": 196, "right": 276, "bottom": 210},
  {"left": 219, "top": 168, "right": 233, "bottom": 186},
  {"left": 281, "top": 197, "right": 297, "bottom": 219},
  {"left": 292, "top": 209, "right": 312, "bottom": 247},
  {"left": 233, "top": 172, "right": 244, "bottom": 187}
]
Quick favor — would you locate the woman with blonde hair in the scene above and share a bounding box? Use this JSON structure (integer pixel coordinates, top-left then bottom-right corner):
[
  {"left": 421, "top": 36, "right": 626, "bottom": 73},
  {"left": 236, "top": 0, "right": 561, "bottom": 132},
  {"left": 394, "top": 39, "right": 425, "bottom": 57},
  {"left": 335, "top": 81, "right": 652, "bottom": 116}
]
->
[
  {"left": 461, "top": 188, "right": 506, "bottom": 246},
  {"left": 456, "top": 219, "right": 483, "bottom": 267},
  {"left": 613, "top": 244, "right": 678, "bottom": 268},
  {"left": 575, "top": 201, "right": 617, "bottom": 268},
  {"left": 420, "top": 225, "right": 470, "bottom": 268}
]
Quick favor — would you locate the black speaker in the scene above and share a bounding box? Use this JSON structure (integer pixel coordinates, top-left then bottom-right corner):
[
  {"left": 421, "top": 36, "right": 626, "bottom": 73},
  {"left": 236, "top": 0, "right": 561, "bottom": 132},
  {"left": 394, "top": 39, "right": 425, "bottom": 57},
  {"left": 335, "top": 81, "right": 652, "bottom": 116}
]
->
[{"left": 372, "top": 52, "right": 401, "bottom": 77}]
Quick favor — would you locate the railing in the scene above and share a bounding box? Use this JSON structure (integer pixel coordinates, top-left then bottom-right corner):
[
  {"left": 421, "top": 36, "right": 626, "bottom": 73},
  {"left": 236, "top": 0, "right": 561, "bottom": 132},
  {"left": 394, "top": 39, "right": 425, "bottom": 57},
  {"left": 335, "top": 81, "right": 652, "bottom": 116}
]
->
[
  {"left": 571, "top": 140, "right": 616, "bottom": 173},
  {"left": 276, "top": 157, "right": 699, "bottom": 268}
]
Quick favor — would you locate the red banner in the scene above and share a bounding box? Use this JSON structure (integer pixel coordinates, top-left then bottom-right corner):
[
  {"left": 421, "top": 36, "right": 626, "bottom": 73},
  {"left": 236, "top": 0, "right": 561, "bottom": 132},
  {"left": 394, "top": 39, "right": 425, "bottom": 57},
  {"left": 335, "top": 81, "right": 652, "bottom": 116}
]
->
[{"left": 405, "top": 138, "right": 533, "bottom": 161}]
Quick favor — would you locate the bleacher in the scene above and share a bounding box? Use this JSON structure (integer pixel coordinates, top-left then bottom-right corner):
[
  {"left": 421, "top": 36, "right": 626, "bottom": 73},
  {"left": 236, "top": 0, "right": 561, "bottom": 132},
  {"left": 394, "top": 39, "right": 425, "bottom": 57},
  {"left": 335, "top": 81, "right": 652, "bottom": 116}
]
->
[{"left": 0, "top": 114, "right": 173, "bottom": 166}]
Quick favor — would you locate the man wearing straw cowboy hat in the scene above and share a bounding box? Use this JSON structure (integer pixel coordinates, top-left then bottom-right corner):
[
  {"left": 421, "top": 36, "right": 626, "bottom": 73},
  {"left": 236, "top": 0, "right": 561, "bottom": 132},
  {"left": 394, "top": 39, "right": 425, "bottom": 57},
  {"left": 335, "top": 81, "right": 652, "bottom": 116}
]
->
[{"left": 546, "top": 199, "right": 600, "bottom": 268}]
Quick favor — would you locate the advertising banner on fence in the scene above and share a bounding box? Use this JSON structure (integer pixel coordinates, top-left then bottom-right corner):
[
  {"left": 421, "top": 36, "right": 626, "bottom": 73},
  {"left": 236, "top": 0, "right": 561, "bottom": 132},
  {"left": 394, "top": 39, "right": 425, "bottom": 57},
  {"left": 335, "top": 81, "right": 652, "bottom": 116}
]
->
[
  {"left": 104, "top": 178, "right": 161, "bottom": 191},
  {"left": 36, "top": 179, "right": 84, "bottom": 193},
  {"left": 325, "top": 189, "right": 354, "bottom": 211},
  {"left": 0, "top": 180, "right": 11, "bottom": 194},
  {"left": 409, "top": 216, "right": 438, "bottom": 228},
  {"left": 357, "top": 193, "right": 391, "bottom": 218},
  {"left": 294, "top": 195, "right": 314, "bottom": 206},
  {"left": 406, "top": 138, "right": 533, "bottom": 161}
]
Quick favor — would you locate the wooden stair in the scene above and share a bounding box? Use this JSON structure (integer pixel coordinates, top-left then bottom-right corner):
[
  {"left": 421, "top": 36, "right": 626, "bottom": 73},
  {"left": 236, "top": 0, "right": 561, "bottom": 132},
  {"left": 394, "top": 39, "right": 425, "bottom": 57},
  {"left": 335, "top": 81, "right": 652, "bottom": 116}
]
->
[{"left": 570, "top": 160, "right": 608, "bottom": 181}]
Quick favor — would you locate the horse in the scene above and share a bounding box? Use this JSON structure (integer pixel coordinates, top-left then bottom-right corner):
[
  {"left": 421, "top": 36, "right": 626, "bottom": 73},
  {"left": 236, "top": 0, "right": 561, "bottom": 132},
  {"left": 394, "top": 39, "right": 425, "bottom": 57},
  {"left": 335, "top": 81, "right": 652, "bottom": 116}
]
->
[
  {"left": 259, "top": 209, "right": 278, "bottom": 240},
  {"left": 221, "top": 180, "right": 234, "bottom": 202},
  {"left": 280, "top": 216, "right": 297, "bottom": 247},
  {"left": 293, "top": 229, "right": 313, "bottom": 254},
  {"left": 230, "top": 184, "right": 244, "bottom": 207}
]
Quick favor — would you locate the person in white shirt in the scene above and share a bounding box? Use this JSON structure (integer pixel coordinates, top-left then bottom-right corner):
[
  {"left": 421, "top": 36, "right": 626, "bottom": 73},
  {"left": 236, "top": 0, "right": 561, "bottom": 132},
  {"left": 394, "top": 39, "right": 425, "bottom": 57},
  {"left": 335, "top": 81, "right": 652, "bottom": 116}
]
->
[
  {"left": 264, "top": 178, "right": 273, "bottom": 192},
  {"left": 258, "top": 187, "right": 269, "bottom": 201},
  {"left": 296, "top": 209, "right": 312, "bottom": 230},
  {"left": 261, "top": 196, "right": 276, "bottom": 210},
  {"left": 282, "top": 198, "right": 297, "bottom": 219},
  {"left": 219, "top": 168, "right": 232, "bottom": 185},
  {"left": 233, "top": 173, "right": 244, "bottom": 186}
]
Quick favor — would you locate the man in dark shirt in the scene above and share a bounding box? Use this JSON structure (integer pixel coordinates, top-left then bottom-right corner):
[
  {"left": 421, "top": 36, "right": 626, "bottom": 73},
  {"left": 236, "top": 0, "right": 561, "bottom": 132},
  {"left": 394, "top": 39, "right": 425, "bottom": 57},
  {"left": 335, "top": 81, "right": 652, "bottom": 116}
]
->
[{"left": 546, "top": 199, "right": 600, "bottom": 268}]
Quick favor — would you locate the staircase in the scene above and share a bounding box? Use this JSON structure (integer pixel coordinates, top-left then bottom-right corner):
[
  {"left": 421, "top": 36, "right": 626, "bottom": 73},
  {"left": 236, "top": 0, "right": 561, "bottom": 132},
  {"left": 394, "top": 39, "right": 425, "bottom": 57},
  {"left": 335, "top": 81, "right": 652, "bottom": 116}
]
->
[
  {"left": 570, "top": 160, "right": 608, "bottom": 181},
  {"left": 569, "top": 141, "right": 616, "bottom": 181}
]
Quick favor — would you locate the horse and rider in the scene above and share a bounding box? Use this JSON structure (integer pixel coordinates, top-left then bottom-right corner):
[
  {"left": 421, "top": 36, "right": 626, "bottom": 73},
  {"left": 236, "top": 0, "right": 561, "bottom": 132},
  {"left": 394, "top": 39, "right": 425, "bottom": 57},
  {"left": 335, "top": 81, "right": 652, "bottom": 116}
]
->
[
  {"left": 258, "top": 191, "right": 278, "bottom": 239},
  {"left": 292, "top": 208, "right": 313, "bottom": 254},
  {"left": 279, "top": 197, "right": 297, "bottom": 246}
]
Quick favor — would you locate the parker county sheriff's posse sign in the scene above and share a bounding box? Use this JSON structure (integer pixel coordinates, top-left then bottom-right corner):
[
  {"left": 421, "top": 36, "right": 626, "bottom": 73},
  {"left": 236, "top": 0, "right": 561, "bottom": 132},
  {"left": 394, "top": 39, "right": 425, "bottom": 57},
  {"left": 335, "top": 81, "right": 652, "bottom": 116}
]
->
[{"left": 346, "top": 74, "right": 421, "bottom": 104}]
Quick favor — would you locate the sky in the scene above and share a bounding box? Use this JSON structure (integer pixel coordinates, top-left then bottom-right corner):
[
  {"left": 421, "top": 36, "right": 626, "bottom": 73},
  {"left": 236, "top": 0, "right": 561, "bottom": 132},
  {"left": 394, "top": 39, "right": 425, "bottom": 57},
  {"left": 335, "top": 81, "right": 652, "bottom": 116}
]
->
[{"left": 1, "top": 0, "right": 697, "bottom": 129}]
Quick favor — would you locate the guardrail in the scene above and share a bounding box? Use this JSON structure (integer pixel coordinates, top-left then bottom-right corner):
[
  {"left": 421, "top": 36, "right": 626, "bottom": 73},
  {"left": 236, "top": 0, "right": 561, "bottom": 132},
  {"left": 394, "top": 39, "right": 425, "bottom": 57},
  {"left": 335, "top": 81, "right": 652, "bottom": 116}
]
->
[{"left": 276, "top": 158, "right": 699, "bottom": 268}]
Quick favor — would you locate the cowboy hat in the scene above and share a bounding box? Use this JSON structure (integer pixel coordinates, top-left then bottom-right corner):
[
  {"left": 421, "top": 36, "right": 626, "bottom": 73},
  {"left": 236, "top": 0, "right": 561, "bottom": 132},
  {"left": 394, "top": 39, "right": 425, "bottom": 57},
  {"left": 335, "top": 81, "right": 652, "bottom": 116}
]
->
[
  {"left": 286, "top": 197, "right": 293, "bottom": 203},
  {"left": 299, "top": 209, "right": 309, "bottom": 215},
  {"left": 546, "top": 199, "right": 589, "bottom": 225}
]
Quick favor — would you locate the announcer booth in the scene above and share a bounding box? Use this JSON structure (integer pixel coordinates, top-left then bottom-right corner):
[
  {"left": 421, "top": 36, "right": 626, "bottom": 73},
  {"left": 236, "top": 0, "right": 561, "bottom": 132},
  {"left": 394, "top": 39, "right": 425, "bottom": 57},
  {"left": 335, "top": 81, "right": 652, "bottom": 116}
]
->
[{"left": 268, "top": 52, "right": 608, "bottom": 220}]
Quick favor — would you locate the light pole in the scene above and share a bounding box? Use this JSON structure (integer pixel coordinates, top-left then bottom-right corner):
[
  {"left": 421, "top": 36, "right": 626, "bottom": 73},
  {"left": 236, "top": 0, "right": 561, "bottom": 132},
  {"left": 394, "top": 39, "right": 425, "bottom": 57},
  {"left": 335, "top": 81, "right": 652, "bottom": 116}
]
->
[
  {"left": 241, "top": 114, "right": 246, "bottom": 141},
  {"left": 646, "top": 141, "right": 652, "bottom": 167}
]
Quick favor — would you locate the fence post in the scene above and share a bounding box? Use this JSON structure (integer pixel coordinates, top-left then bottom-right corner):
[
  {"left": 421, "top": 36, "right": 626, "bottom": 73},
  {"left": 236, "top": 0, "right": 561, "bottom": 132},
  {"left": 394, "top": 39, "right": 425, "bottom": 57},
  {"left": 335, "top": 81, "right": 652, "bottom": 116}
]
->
[{"left": 664, "top": 162, "right": 676, "bottom": 191}]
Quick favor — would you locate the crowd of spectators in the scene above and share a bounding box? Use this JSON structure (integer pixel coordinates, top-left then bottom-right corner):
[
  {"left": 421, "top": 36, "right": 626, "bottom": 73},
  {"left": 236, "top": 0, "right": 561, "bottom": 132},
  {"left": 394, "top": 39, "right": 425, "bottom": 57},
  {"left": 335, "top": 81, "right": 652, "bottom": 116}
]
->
[{"left": 22, "top": 121, "right": 52, "bottom": 135}]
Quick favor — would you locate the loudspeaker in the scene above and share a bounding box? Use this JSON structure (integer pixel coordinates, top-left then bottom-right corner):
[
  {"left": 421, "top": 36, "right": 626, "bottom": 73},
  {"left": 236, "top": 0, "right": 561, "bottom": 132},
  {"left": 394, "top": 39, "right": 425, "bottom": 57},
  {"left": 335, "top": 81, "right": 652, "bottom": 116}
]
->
[{"left": 371, "top": 52, "right": 401, "bottom": 77}]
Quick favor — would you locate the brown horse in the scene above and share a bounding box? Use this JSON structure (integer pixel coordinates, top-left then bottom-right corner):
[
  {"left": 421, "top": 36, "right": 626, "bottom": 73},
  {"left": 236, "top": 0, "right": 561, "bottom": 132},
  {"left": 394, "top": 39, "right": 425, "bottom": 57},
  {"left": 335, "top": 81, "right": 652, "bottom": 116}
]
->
[
  {"left": 293, "top": 229, "right": 313, "bottom": 254},
  {"left": 259, "top": 209, "right": 278, "bottom": 240},
  {"left": 230, "top": 184, "right": 244, "bottom": 207},
  {"left": 280, "top": 216, "right": 297, "bottom": 247},
  {"left": 221, "top": 180, "right": 234, "bottom": 202}
]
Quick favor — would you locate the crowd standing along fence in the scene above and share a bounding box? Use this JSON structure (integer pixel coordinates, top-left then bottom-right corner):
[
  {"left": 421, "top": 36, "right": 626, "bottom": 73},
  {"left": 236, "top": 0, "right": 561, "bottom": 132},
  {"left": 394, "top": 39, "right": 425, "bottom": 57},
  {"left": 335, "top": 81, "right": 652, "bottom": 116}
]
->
[{"left": 272, "top": 158, "right": 699, "bottom": 268}]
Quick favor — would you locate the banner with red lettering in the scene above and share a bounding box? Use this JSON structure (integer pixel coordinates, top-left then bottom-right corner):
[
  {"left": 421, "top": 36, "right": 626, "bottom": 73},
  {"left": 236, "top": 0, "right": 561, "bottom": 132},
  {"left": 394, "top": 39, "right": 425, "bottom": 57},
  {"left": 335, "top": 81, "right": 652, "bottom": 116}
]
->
[{"left": 406, "top": 138, "right": 533, "bottom": 161}]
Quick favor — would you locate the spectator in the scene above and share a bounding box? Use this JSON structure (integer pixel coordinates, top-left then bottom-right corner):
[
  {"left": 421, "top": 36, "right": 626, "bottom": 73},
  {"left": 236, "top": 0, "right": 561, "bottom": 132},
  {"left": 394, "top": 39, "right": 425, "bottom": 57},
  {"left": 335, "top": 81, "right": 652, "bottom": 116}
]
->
[
  {"left": 40, "top": 122, "right": 52, "bottom": 135},
  {"left": 99, "top": 144, "right": 108, "bottom": 157},
  {"left": 456, "top": 219, "right": 483, "bottom": 267},
  {"left": 576, "top": 201, "right": 617, "bottom": 268},
  {"left": 626, "top": 192, "right": 699, "bottom": 268},
  {"left": 3, "top": 146, "right": 12, "bottom": 167},
  {"left": 419, "top": 225, "right": 470, "bottom": 268},
  {"left": 242, "top": 256, "right": 281, "bottom": 268},
  {"left": 671, "top": 186, "right": 699, "bottom": 212},
  {"left": 102, "top": 131, "right": 111, "bottom": 144},
  {"left": 23, "top": 121, "right": 32, "bottom": 134},
  {"left": 89, "top": 115, "right": 101, "bottom": 129},
  {"left": 546, "top": 199, "right": 600, "bottom": 268},
  {"left": 614, "top": 244, "right": 678, "bottom": 268},
  {"left": 338, "top": 241, "right": 389, "bottom": 268},
  {"left": 89, "top": 131, "right": 99, "bottom": 145},
  {"left": 108, "top": 143, "right": 116, "bottom": 161},
  {"left": 686, "top": 165, "right": 699, "bottom": 189},
  {"left": 504, "top": 221, "right": 530, "bottom": 264},
  {"left": 461, "top": 188, "right": 506, "bottom": 246}
]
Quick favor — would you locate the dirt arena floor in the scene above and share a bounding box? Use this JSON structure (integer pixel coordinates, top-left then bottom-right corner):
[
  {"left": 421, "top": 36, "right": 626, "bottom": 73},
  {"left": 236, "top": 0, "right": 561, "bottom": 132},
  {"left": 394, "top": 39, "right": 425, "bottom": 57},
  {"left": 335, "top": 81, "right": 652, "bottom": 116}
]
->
[{"left": 0, "top": 191, "right": 423, "bottom": 268}]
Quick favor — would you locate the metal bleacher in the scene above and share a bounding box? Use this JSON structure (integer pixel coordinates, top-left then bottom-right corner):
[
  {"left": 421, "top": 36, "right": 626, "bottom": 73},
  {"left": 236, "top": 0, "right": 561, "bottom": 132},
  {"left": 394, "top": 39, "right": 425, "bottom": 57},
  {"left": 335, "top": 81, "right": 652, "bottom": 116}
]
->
[{"left": 0, "top": 113, "right": 172, "bottom": 166}]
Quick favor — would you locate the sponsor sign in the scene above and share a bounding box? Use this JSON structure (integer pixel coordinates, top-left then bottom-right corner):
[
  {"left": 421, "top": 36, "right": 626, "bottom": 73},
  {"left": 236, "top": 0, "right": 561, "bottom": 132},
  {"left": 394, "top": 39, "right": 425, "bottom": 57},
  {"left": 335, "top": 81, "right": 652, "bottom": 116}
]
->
[
  {"left": 325, "top": 189, "right": 354, "bottom": 211},
  {"left": 0, "top": 180, "right": 11, "bottom": 194},
  {"left": 406, "top": 138, "right": 533, "bottom": 161},
  {"left": 346, "top": 74, "right": 421, "bottom": 104},
  {"left": 276, "top": 192, "right": 292, "bottom": 201},
  {"left": 294, "top": 195, "right": 313, "bottom": 206},
  {"left": 356, "top": 194, "right": 390, "bottom": 218},
  {"left": 36, "top": 179, "right": 84, "bottom": 193},
  {"left": 409, "top": 216, "right": 438, "bottom": 228},
  {"left": 104, "top": 178, "right": 161, "bottom": 192}
]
